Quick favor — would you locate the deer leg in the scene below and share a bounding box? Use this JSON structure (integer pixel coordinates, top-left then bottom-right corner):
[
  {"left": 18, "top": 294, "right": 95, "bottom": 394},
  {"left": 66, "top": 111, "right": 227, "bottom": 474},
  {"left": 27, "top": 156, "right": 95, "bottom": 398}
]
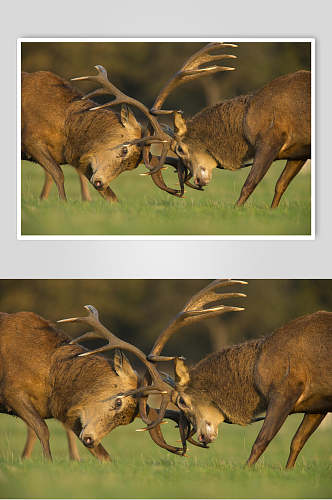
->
[
  {"left": 26, "top": 144, "right": 66, "bottom": 201},
  {"left": 271, "top": 160, "right": 306, "bottom": 208},
  {"left": 62, "top": 425, "right": 81, "bottom": 461},
  {"left": 9, "top": 395, "right": 52, "bottom": 461},
  {"left": 87, "top": 443, "right": 111, "bottom": 462},
  {"left": 247, "top": 389, "right": 301, "bottom": 466},
  {"left": 98, "top": 186, "right": 118, "bottom": 203},
  {"left": 40, "top": 171, "right": 54, "bottom": 200},
  {"left": 236, "top": 141, "right": 283, "bottom": 206},
  {"left": 286, "top": 413, "right": 327, "bottom": 469},
  {"left": 76, "top": 170, "right": 92, "bottom": 202},
  {"left": 21, "top": 425, "right": 37, "bottom": 459}
]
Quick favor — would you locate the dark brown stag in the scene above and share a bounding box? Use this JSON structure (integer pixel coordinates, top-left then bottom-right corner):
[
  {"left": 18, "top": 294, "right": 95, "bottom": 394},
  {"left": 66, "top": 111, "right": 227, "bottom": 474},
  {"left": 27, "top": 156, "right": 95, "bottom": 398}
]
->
[
  {"left": 148, "top": 44, "right": 311, "bottom": 207},
  {"left": 134, "top": 280, "right": 331, "bottom": 468}
]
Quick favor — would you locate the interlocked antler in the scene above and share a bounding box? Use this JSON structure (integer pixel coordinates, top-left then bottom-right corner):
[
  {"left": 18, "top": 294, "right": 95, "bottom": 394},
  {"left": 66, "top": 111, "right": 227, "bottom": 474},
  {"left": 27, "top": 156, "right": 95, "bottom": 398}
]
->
[
  {"left": 57, "top": 304, "right": 184, "bottom": 452},
  {"left": 126, "top": 279, "right": 247, "bottom": 433},
  {"left": 71, "top": 66, "right": 172, "bottom": 175},
  {"left": 140, "top": 42, "right": 238, "bottom": 181}
]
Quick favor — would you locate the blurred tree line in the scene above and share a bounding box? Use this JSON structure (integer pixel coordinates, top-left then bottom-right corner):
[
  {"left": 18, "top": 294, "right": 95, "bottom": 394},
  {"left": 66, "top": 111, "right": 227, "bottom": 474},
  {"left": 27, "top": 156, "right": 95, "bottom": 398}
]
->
[
  {"left": 0, "top": 280, "right": 329, "bottom": 370},
  {"left": 21, "top": 42, "right": 311, "bottom": 117}
]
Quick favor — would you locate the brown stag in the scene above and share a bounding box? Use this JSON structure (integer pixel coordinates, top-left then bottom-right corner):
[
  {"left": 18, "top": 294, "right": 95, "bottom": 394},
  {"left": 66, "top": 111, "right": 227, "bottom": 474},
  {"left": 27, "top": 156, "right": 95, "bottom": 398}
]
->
[
  {"left": 0, "top": 309, "right": 166, "bottom": 461},
  {"left": 148, "top": 44, "right": 311, "bottom": 207},
  {"left": 0, "top": 303, "right": 205, "bottom": 461},
  {"left": 124, "top": 280, "right": 331, "bottom": 468},
  {"left": 21, "top": 68, "right": 183, "bottom": 202}
]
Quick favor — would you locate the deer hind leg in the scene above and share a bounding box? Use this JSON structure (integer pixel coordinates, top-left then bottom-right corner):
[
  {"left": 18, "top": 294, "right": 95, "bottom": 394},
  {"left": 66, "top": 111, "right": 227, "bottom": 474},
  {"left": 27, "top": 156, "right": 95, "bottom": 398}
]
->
[
  {"left": 62, "top": 424, "right": 81, "bottom": 461},
  {"left": 26, "top": 144, "right": 66, "bottom": 201},
  {"left": 87, "top": 443, "right": 111, "bottom": 462},
  {"left": 236, "top": 140, "right": 283, "bottom": 207},
  {"left": 40, "top": 171, "right": 54, "bottom": 200},
  {"left": 76, "top": 170, "right": 92, "bottom": 202},
  {"left": 247, "top": 388, "right": 302, "bottom": 466},
  {"left": 22, "top": 425, "right": 37, "bottom": 459},
  {"left": 9, "top": 394, "right": 52, "bottom": 461},
  {"left": 271, "top": 160, "right": 306, "bottom": 208},
  {"left": 286, "top": 413, "right": 327, "bottom": 469}
]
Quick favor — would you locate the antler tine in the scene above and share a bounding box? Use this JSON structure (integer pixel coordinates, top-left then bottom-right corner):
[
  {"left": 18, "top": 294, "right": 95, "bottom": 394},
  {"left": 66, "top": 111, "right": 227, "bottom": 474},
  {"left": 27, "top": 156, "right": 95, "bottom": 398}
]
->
[
  {"left": 151, "top": 42, "right": 238, "bottom": 114},
  {"left": 148, "top": 279, "right": 247, "bottom": 361},
  {"left": 72, "top": 65, "right": 172, "bottom": 173},
  {"left": 58, "top": 305, "right": 170, "bottom": 402}
]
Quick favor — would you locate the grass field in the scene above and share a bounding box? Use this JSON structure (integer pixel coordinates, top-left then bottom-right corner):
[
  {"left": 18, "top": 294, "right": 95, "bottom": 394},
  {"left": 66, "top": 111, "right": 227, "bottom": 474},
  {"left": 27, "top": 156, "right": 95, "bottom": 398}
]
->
[
  {"left": 21, "top": 161, "right": 311, "bottom": 236},
  {"left": 0, "top": 413, "right": 331, "bottom": 498}
]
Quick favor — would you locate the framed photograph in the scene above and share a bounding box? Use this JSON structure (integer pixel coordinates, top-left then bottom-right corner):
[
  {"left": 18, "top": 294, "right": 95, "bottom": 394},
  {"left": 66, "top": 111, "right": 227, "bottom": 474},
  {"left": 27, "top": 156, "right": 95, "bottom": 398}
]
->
[{"left": 18, "top": 38, "right": 314, "bottom": 240}]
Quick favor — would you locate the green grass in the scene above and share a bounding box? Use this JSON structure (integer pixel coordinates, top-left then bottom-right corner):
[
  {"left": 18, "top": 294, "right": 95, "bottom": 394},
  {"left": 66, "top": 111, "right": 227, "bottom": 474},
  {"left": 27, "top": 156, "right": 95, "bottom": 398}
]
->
[
  {"left": 21, "top": 161, "right": 311, "bottom": 236},
  {"left": 1, "top": 413, "right": 331, "bottom": 498}
]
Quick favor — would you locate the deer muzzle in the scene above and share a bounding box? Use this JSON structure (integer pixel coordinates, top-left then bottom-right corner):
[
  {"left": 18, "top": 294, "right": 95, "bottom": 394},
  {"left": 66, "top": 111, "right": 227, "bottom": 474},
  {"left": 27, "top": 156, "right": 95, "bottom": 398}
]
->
[
  {"left": 197, "top": 423, "right": 218, "bottom": 445},
  {"left": 79, "top": 428, "right": 96, "bottom": 448},
  {"left": 194, "top": 167, "right": 211, "bottom": 187}
]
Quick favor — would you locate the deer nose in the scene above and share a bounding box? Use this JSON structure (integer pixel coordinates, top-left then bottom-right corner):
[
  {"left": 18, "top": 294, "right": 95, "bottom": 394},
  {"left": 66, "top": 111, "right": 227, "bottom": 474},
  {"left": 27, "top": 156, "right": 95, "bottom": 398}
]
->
[
  {"left": 82, "top": 435, "right": 95, "bottom": 448},
  {"left": 93, "top": 179, "right": 104, "bottom": 190}
]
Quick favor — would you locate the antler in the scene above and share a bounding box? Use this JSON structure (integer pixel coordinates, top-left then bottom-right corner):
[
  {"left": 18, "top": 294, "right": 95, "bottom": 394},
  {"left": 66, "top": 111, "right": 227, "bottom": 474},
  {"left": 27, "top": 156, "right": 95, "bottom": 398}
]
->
[
  {"left": 71, "top": 65, "right": 172, "bottom": 173},
  {"left": 151, "top": 42, "right": 238, "bottom": 115},
  {"left": 128, "top": 279, "right": 247, "bottom": 433},
  {"left": 58, "top": 305, "right": 169, "bottom": 397},
  {"left": 148, "top": 279, "right": 247, "bottom": 362},
  {"left": 141, "top": 42, "right": 238, "bottom": 179},
  {"left": 58, "top": 305, "right": 182, "bottom": 443}
]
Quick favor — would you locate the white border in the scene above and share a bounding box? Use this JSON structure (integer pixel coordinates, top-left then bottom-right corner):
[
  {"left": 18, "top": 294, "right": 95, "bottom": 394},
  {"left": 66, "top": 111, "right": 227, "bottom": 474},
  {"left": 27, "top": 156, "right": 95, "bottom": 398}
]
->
[{"left": 17, "top": 37, "right": 315, "bottom": 241}]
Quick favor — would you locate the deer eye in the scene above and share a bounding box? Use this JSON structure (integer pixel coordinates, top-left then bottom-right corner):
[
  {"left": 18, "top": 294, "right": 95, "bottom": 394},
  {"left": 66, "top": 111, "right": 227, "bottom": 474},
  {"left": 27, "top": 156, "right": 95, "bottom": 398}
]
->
[
  {"left": 115, "top": 398, "right": 123, "bottom": 408},
  {"left": 177, "top": 396, "right": 188, "bottom": 409},
  {"left": 121, "top": 146, "right": 129, "bottom": 156}
]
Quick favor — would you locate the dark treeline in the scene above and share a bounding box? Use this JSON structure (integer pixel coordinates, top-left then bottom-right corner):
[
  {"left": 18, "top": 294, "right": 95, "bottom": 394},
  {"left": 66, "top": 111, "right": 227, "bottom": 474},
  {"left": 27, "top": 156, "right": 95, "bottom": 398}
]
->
[
  {"left": 21, "top": 42, "right": 311, "bottom": 117},
  {"left": 0, "top": 280, "right": 329, "bottom": 369}
]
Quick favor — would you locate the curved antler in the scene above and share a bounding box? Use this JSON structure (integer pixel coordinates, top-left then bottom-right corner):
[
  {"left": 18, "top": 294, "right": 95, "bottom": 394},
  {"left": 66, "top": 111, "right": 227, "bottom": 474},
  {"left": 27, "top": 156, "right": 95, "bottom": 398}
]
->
[
  {"left": 140, "top": 42, "right": 238, "bottom": 179},
  {"left": 151, "top": 42, "right": 238, "bottom": 115},
  {"left": 134, "top": 279, "right": 247, "bottom": 433},
  {"left": 71, "top": 65, "right": 172, "bottom": 173},
  {"left": 58, "top": 305, "right": 181, "bottom": 441}
]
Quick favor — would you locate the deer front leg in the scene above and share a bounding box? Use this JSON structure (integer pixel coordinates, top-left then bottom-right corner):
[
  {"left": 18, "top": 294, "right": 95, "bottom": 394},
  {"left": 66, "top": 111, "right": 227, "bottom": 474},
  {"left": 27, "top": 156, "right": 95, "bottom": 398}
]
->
[
  {"left": 63, "top": 425, "right": 81, "bottom": 461},
  {"left": 98, "top": 186, "right": 118, "bottom": 203},
  {"left": 247, "top": 388, "right": 302, "bottom": 466},
  {"left": 236, "top": 139, "right": 283, "bottom": 206},
  {"left": 286, "top": 413, "right": 326, "bottom": 469},
  {"left": 77, "top": 170, "right": 92, "bottom": 202},
  {"left": 88, "top": 443, "right": 111, "bottom": 462}
]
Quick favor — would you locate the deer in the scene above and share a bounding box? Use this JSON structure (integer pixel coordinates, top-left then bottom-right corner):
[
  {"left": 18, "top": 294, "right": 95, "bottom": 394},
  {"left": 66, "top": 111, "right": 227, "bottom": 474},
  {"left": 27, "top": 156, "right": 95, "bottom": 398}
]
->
[
  {"left": 0, "top": 301, "right": 212, "bottom": 462},
  {"left": 144, "top": 43, "right": 311, "bottom": 207},
  {"left": 0, "top": 309, "right": 189, "bottom": 461},
  {"left": 21, "top": 68, "right": 185, "bottom": 202},
  {"left": 119, "top": 280, "right": 332, "bottom": 468}
]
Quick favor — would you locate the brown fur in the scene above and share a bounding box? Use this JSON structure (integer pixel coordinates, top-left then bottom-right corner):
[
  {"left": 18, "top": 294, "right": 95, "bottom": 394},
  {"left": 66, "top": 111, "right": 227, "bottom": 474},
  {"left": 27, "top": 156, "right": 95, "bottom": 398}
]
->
[
  {"left": 176, "top": 71, "right": 311, "bottom": 207},
  {"left": 176, "top": 311, "right": 332, "bottom": 467},
  {"left": 21, "top": 71, "right": 142, "bottom": 201},
  {"left": 0, "top": 311, "right": 138, "bottom": 461}
]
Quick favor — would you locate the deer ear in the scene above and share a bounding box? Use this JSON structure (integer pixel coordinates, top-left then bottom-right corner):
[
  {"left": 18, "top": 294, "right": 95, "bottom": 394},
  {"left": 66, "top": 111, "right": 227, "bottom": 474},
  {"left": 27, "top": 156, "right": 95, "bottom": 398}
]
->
[
  {"left": 173, "top": 111, "right": 187, "bottom": 138},
  {"left": 113, "top": 350, "right": 138, "bottom": 384},
  {"left": 120, "top": 104, "right": 137, "bottom": 129},
  {"left": 174, "top": 358, "right": 190, "bottom": 386}
]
